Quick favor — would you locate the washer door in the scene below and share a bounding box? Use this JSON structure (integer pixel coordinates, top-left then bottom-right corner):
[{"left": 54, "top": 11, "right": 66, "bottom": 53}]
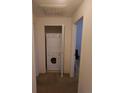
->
[
  {"left": 51, "top": 57, "right": 56, "bottom": 64},
  {"left": 47, "top": 54, "right": 60, "bottom": 71}
]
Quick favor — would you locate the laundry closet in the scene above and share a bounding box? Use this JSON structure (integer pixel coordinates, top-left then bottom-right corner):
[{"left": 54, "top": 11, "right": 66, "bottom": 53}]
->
[{"left": 45, "top": 26, "right": 63, "bottom": 73}]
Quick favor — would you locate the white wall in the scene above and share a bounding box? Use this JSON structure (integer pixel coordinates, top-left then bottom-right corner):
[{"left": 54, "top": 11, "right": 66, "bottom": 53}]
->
[
  {"left": 32, "top": 27, "right": 37, "bottom": 93},
  {"left": 72, "top": 0, "right": 92, "bottom": 93},
  {"left": 34, "top": 16, "right": 72, "bottom": 74},
  {"left": 33, "top": 15, "right": 40, "bottom": 76}
]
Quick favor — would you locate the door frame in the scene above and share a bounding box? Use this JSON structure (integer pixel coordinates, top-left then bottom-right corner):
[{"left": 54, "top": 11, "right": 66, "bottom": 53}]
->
[
  {"left": 70, "top": 24, "right": 76, "bottom": 77},
  {"left": 44, "top": 24, "right": 65, "bottom": 77},
  {"left": 70, "top": 17, "right": 83, "bottom": 77}
]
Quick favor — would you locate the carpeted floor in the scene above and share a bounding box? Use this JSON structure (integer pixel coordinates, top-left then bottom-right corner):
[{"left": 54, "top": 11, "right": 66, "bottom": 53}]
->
[{"left": 37, "top": 73, "right": 78, "bottom": 93}]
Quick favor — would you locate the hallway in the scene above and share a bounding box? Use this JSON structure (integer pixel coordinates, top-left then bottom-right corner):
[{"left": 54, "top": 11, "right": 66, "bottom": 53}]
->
[
  {"left": 37, "top": 73, "right": 78, "bottom": 93},
  {"left": 33, "top": 0, "right": 92, "bottom": 93}
]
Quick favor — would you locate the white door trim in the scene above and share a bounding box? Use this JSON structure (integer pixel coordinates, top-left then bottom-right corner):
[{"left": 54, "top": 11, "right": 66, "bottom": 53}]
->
[
  {"left": 44, "top": 24, "right": 65, "bottom": 77},
  {"left": 70, "top": 24, "right": 76, "bottom": 77},
  {"left": 61, "top": 25, "right": 64, "bottom": 77}
]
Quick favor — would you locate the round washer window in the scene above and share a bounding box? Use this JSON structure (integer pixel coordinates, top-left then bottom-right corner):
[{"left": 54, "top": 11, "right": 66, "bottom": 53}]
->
[{"left": 51, "top": 57, "right": 56, "bottom": 64}]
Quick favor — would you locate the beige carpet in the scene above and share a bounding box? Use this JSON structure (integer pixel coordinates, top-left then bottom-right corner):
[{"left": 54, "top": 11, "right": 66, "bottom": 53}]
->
[{"left": 37, "top": 73, "right": 78, "bottom": 93}]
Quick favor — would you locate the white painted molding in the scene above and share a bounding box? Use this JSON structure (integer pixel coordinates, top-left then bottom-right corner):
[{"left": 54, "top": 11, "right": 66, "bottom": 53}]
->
[{"left": 70, "top": 24, "right": 76, "bottom": 77}]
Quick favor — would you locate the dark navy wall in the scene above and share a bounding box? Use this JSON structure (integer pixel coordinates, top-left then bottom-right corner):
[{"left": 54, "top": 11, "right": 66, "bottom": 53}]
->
[{"left": 76, "top": 18, "right": 83, "bottom": 56}]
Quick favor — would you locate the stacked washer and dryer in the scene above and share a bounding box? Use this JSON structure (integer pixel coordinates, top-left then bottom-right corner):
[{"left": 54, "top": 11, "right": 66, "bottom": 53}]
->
[{"left": 45, "top": 26, "right": 62, "bottom": 72}]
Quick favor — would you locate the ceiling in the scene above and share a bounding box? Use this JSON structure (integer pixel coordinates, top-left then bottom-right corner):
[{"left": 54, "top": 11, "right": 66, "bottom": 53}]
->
[{"left": 33, "top": 0, "right": 83, "bottom": 17}]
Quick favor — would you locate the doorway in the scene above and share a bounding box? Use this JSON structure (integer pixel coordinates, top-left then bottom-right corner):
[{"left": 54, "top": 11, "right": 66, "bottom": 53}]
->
[
  {"left": 45, "top": 25, "right": 64, "bottom": 77},
  {"left": 71, "top": 17, "right": 83, "bottom": 77},
  {"left": 75, "top": 17, "right": 83, "bottom": 77}
]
